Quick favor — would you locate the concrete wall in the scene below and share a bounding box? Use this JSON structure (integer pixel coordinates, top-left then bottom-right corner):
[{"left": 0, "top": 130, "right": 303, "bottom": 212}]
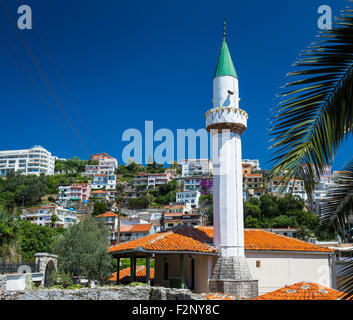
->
[{"left": 246, "top": 252, "right": 334, "bottom": 295}]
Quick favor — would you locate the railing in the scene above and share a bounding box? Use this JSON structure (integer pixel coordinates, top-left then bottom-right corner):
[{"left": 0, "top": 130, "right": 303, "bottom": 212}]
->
[{"left": 0, "top": 258, "right": 40, "bottom": 274}]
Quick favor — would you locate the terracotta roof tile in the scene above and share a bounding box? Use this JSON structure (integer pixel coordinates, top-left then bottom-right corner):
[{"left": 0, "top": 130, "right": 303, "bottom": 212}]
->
[
  {"left": 120, "top": 225, "right": 133, "bottom": 232},
  {"left": 131, "top": 224, "right": 152, "bottom": 232},
  {"left": 95, "top": 211, "right": 119, "bottom": 218},
  {"left": 253, "top": 282, "right": 346, "bottom": 300},
  {"left": 109, "top": 266, "right": 154, "bottom": 283},
  {"left": 109, "top": 225, "right": 216, "bottom": 254},
  {"left": 198, "top": 227, "right": 333, "bottom": 253},
  {"left": 109, "top": 225, "right": 333, "bottom": 255}
]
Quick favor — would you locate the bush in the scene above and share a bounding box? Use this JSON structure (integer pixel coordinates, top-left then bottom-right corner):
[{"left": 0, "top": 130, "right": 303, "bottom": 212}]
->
[{"left": 49, "top": 270, "right": 73, "bottom": 288}]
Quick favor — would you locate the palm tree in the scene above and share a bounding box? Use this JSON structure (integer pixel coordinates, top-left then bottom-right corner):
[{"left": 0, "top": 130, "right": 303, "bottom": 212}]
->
[{"left": 268, "top": 2, "right": 353, "bottom": 298}]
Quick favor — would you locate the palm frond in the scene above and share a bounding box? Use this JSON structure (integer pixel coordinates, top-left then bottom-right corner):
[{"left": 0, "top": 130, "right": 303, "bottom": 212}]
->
[
  {"left": 268, "top": 3, "right": 353, "bottom": 198},
  {"left": 320, "top": 157, "right": 353, "bottom": 234},
  {"left": 319, "top": 157, "right": 353, "bottom": 299}
]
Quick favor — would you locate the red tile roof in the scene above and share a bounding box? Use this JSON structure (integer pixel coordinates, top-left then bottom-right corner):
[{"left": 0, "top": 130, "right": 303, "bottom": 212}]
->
[
  {"left": 131, "top": 224, "right": 153, "bottom": 232},
  {"left": 253, "top": 282, "right": 346, "bottom": 300},
  {"left": 109, "top": 225, "right": 216, "bottom": 255},
  {"left": 95, "top": 211, "right": 119, "bottom": 218},
  {"left": 109, "top": 266, "right": 154, "bottom": 283},
  {"left": 109, "top": 225, "right": 333, "bottom": 255},
  {"left": 91, "top": 190, "right": 107, "bottom": 194},
  {"left": 120, "top": 225, "right": 133, "bottom": 233},
  {"left": 198, "top": 227, "right": 333, "bottom": 253}
]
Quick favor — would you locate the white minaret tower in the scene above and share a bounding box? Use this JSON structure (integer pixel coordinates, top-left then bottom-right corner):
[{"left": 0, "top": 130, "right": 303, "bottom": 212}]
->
[{"left": 206, "top": 21, "right": 258, "bottom": 298}]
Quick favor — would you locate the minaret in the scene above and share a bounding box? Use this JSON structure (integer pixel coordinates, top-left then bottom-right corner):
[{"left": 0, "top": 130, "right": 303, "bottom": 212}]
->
[{"left": 206, "top": 21, "right": 258, "bottom": 298}]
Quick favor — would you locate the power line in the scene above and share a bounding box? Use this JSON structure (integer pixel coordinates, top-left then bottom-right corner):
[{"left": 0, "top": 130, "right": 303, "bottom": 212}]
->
[
  {"left": 33, "top": 21, "right": 100, "bottom": 152},
  {"left": 0, "top": 25, "right": 83, "bottom": 155},
  {"left": 0, "top": 0, "right": 92, "bottom": 157}
]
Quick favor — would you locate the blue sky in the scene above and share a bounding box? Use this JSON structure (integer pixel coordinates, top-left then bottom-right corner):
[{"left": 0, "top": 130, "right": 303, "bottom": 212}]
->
[{"left": 0, "top": 0, "right": 351, "bottom": 170}]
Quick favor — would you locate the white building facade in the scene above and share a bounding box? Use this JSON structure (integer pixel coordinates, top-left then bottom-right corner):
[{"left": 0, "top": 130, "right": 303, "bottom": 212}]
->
[
  {"left": 181, "top": 159, "right": 213, "bottom": 177},
  {"left": 0, "top": 145, "right": 56, "bottom": 176},
  {"left": 176, "top": 190, "right": 201, "bottom": 208},
  {"left": 20, "top": 206, "right": 78, "bottom": 228}
]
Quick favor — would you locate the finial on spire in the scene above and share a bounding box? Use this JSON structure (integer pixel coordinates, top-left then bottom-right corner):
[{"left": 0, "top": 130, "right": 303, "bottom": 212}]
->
[{"left": 223, "top": 19, "right": 226, "bottom": 40}]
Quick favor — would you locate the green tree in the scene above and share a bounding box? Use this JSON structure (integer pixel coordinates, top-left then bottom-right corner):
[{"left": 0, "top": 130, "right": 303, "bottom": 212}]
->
[
  {"left": 260, "top": 194, "right": 280, "bottom": 218},
  {"left": 244, "top": 216, "right": 261, "bottom": 229},
  {"left": 17, "top": 221, "right": 62, "bottom": 262},
  {"left": 92, "top": 200, "right": 108, "bottom": 216},
  {"left": 52, "top": 218, "right": 113, "bottom": 282},
  {"left": 244, "top": 201, "right": 261, "bottom": 219}
]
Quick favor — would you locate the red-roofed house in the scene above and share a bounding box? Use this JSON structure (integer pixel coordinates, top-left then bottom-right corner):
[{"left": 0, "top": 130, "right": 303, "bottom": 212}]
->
[
  {"left": 109, "top": 225, "right": 336, "bottom": 295},
  {"left": 119, "top": 223, "right": 155, "bottom": 242}
]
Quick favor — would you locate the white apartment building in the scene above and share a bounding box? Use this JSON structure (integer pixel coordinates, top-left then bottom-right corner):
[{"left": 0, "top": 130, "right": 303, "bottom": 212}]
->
[
  {"left": 181, "top": 159, "right": 213, "bottom": 177},
  {"left": 91, "top": 173, "right": 116, "bottom": 190},
  {"left": 0, "top": 145, "right": 56, "bottom": 176},
  {"left": 133, "top": 173, "right": 172, "bottom": 188},
  {"left": 20, "top": 205, "right": 78, "bottom": 228},
  {"left": 176, "top": 190, "right": 201, "bottom": 208}
]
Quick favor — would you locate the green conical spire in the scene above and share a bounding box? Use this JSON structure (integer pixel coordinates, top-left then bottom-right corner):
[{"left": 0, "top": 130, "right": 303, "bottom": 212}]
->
[{"left": 214, "top": 21, "right": 238, "bottom": 79}]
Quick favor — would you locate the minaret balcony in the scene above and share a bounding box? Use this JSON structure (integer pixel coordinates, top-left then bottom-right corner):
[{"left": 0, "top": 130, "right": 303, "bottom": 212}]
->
[{"left": 205, "top": 107, "right": 248, "bottom": 134}]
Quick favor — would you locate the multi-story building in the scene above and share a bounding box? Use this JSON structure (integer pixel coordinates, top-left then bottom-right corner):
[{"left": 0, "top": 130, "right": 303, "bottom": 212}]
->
[
  {"left": 20, "top": 205, "right": 78, "bottom": 228},
  {"left": 269, "top": 177, "right": 307, "bottom": 200},
  {"left": 243, "top": 173, "right": 263, "bottom": 190},
  {"left": 181, "top": 159, "right": 213, "bottom": 177},
  {"left": 133, "top": 172, "right": 172, "bottom": 189},
  {"left": 162, "top": 205, "right": 202, "bottom": 229},
  {"left": 58, "top": 183, "right": 91, "bottom": 202},
  {"left": 176, "top": 190, "right": 201, "bottom": 208},
  {"left": 90, "top": 190, "right": 110, "bottom": 201},
  {"left": 91, "top": 173, "right": 116, "bottom": 190},
  {"left": 95, "top": 211, "right": 120, "bottom": 244},
  {"left": 83, "top": 153, "right": 118, "bottom": 177},
  {"left": 0, "top": 145, "right": 56, "bottom": 176},
  {"left": 242, "top": 163, "right": 253, "bottom": 175}
]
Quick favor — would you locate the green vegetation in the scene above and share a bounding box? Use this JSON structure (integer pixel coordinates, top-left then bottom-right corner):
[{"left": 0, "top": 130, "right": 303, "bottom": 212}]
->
[
  {"left": 52, "top": 217, "right": 113, "bottom": 282},
  {"left": 243, "top": 194, "right": 320, "bottom": 240},
  {"left": 0, "top": 171, "right": 90, "bottom": 213},
  {"left": 0, "top": 212, "right": 64, "bottom": 262},
  {"left": 92, "top": 200, "right": 108, "bottom": 216},
  {"left": 119, "top": 258, "right": 155, "bottom": 270},
  {"left": 54, "top": 157, "right": 96, "bottom": 174}
]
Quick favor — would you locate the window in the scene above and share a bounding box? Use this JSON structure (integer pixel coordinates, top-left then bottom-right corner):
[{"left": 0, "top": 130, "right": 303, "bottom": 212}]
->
[{"left": 256, "top": 260, "right": 261, "bottom": 268}]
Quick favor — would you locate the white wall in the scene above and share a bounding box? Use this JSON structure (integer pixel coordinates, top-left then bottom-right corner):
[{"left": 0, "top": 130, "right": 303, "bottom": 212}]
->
[{"left": 246, "top": 252, "right": 335, "bottom": 295}]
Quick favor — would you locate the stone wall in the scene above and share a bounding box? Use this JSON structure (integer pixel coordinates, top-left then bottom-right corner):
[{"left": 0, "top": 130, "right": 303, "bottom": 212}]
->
[{"left": 0, "top": 285, "right": 207, "bottom": 300}]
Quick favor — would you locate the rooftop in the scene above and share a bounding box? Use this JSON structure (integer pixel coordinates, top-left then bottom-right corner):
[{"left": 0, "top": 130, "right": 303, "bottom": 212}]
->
[
  {"left": 253, "top": 282, "right": 346, "bottom": 300},
  {"left": 109, "top": 225, "right": 333, "bottom": 255},
  {"left": 95, "top": 211, "right": 119, "bottom": 218}
]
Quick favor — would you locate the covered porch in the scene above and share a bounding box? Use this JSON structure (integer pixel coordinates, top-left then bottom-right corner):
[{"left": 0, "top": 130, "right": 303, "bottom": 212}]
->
[{"left": 110, "top": 247, "right": 217, "bottom": 293}]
